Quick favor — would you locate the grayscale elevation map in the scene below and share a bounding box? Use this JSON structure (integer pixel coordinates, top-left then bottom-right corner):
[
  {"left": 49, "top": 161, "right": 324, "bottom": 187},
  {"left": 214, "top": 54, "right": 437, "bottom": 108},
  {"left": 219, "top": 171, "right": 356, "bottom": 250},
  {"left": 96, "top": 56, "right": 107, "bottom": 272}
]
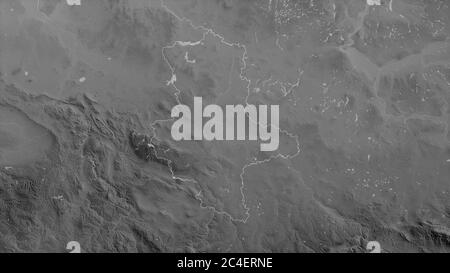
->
[{"left": 0, "top": 0, "right": 449, "bottom": 253}]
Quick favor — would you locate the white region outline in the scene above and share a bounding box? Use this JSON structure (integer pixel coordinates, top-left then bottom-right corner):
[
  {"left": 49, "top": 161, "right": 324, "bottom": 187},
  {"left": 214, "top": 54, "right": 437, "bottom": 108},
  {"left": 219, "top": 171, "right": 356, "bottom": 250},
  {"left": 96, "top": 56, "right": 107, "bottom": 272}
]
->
[{"left": 150, "top": 0, "right": 301, "bottom": 224}]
